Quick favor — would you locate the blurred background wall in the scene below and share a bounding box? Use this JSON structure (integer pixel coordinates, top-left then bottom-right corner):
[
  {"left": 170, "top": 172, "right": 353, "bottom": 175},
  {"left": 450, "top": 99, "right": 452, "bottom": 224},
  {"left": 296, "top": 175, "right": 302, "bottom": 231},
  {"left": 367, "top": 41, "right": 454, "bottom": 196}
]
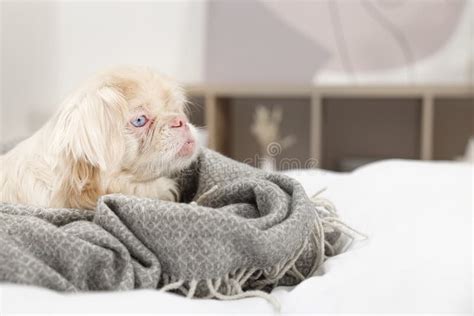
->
[
  {"left": 1, "top": 0, "right": 207, "bottom": 140},
  {"left": 205, "top": 0, "right": 471, "bottom": 84}
]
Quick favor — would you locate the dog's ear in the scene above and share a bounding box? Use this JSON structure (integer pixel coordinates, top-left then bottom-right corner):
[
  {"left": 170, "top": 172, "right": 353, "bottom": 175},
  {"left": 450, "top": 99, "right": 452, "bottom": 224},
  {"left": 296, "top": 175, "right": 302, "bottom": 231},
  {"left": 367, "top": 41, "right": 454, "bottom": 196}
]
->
[
  {"left": 52, "top": 86, "right": 128, "bottom": 169},
  {"left": 53, "top": 157, "right": 103, "bottom": 209},
  {"left": 50, "top": 84, "right": 128, "bottom": 209}
]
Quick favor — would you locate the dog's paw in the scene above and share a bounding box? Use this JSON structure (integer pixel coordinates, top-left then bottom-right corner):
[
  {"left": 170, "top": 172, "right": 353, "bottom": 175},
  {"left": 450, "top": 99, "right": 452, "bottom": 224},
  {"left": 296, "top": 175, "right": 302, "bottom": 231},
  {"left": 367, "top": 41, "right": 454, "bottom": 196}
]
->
[
  {"left": 133, "top": 177, "right": 179, "bottom": 202},
  {"left": 156, "top": 177, "right": 180, "bottom": 202}
]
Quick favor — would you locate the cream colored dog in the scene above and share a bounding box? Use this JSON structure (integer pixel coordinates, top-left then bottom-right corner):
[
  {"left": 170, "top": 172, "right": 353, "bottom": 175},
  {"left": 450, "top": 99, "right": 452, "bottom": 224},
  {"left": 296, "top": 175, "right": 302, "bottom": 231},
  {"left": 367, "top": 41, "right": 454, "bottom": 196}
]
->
[{"left": 0, "top": 66, "right": 199, "bottom": 209}]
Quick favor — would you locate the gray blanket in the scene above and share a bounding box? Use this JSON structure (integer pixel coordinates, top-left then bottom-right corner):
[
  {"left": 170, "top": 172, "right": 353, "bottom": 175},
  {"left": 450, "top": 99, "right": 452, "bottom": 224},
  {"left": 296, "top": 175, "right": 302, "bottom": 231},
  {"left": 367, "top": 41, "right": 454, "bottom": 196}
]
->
[{"left": 0, "top": 148, "right": 359, "bottom": 307}]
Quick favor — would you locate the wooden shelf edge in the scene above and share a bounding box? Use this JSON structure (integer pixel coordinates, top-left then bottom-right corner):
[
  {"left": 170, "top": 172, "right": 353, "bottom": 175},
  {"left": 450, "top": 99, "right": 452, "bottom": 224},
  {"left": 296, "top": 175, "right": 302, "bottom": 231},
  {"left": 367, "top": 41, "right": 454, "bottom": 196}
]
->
[{"left": 185, "top": 84, "right": 473, "bottom": 97}]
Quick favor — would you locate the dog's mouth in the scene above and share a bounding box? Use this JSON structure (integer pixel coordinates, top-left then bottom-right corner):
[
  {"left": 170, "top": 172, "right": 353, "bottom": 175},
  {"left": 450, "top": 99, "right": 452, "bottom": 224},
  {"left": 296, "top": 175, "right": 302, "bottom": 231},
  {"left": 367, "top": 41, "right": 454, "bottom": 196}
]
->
[{"left": 177, "top": 138, "right": 196, "bottom": 157}]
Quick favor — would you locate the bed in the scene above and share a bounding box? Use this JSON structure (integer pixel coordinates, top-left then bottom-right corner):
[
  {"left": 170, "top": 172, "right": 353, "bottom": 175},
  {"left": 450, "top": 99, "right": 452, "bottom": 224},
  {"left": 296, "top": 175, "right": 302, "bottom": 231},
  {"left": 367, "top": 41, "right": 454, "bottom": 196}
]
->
[{"left": 0, "top": 159, "right": 472, "bottom": 314}]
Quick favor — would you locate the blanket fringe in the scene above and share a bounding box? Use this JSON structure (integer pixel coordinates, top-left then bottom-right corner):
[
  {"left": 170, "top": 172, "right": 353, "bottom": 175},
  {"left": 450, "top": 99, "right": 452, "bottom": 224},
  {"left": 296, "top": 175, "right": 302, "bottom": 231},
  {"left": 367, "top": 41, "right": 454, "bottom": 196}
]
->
[
  {"left": 160, "top": 186, "right": 366, "bottom": 312},
  {"left": 159, "top": 272, "right": 281, "bottom": 312}
]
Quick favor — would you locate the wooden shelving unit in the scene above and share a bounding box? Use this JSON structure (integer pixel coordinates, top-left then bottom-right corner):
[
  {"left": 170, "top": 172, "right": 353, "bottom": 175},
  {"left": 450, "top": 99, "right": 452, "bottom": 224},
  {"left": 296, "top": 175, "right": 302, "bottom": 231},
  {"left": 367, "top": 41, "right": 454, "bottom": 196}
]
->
[{"left": 186, "top": 85, "right": 473, "bottom": 171}]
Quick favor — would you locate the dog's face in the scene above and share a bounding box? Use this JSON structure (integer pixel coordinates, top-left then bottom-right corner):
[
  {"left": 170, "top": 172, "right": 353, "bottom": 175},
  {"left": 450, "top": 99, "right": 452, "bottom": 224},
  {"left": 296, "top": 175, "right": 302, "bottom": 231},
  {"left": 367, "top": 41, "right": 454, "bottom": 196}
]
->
[
  {"left": 52, "top": 66, "right": 198, "bottom": 183},
  {"left": 111, "top": 68, "right": 198, "bottom": 179}
]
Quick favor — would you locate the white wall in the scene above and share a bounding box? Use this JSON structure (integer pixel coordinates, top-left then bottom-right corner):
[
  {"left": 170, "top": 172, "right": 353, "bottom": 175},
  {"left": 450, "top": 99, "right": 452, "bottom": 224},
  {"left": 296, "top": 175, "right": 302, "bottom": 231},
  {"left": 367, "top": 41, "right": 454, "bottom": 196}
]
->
[
  {"left": 1, "top": 1, "right": 61, "bottom": 142},
  {"left": 1, "top": 0, "right": 207, "bottom": 142}
]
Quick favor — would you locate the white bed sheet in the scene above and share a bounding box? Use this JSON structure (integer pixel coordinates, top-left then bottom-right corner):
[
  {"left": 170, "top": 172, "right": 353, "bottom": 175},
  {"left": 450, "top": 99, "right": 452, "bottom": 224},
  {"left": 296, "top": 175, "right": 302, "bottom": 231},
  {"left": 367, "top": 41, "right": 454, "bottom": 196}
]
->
[{"left": 1, "top": 160, "right": 472, "bottom": 314}]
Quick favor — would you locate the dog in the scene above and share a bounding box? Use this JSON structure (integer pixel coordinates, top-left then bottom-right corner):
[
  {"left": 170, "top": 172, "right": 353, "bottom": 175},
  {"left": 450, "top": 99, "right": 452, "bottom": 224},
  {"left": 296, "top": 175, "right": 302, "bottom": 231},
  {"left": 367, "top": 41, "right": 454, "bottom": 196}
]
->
[{"left": 0, "top": 66, "right": 199, "bottom": 209}]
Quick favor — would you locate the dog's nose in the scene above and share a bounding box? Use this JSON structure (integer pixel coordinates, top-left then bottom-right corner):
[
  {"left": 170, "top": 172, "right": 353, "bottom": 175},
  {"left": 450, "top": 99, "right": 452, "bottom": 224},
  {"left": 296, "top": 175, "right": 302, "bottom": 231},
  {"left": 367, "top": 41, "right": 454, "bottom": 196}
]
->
[{"left": 169, "top": 116, "right": 187, "bottom": 129}]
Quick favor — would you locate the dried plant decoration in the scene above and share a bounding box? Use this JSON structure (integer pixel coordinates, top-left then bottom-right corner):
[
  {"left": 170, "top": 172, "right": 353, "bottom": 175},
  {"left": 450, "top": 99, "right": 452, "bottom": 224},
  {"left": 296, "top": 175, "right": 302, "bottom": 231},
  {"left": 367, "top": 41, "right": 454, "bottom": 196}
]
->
[{"left": 251, "top": 106, "right": 296, "bottom": 170}]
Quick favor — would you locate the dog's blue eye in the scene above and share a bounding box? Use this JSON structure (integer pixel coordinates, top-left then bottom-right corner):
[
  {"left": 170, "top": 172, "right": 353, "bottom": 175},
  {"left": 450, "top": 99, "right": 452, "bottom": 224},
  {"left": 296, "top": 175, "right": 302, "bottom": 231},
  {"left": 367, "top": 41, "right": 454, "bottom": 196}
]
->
[{"left": 131, "top": 115, "right": 148, "bottom": 127}]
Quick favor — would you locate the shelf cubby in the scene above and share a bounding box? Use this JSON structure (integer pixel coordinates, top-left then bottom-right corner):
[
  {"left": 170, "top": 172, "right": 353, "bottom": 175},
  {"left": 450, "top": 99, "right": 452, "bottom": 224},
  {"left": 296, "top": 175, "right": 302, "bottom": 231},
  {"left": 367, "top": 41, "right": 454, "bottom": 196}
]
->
[
  {"left": 321, "top": 97, "right": 422, "bottom": 171},
  {"left": 186, "top": 85, "right": 473, "bottom": 171},
  {"left": 227, "top": 97, "right": 311, "bottom": 170},
  {"left": 433, "top": 97, "right": 474, "bottom": 160}
]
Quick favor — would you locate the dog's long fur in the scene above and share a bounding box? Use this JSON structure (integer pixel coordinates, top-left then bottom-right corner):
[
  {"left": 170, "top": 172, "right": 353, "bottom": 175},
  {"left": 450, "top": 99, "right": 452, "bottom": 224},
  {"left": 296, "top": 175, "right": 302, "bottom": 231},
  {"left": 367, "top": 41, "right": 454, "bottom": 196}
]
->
[{"left": 0, "top": 66, "right": 199, "bottom": 209}]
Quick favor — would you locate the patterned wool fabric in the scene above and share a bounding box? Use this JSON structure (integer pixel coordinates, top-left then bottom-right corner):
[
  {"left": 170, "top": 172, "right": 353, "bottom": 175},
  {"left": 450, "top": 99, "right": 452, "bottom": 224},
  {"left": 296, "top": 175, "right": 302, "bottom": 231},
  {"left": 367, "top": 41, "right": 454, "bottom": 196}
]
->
[{"left": 0, "top": 148, "right": 360, "bottom": 308}]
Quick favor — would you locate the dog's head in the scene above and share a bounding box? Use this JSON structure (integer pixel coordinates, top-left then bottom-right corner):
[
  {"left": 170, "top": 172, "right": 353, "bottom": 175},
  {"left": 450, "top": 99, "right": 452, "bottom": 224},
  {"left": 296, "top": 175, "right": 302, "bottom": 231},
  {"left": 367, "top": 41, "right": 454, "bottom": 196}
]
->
[{"left": 50, "top": 66, "right": 198, "bottom": 207}]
